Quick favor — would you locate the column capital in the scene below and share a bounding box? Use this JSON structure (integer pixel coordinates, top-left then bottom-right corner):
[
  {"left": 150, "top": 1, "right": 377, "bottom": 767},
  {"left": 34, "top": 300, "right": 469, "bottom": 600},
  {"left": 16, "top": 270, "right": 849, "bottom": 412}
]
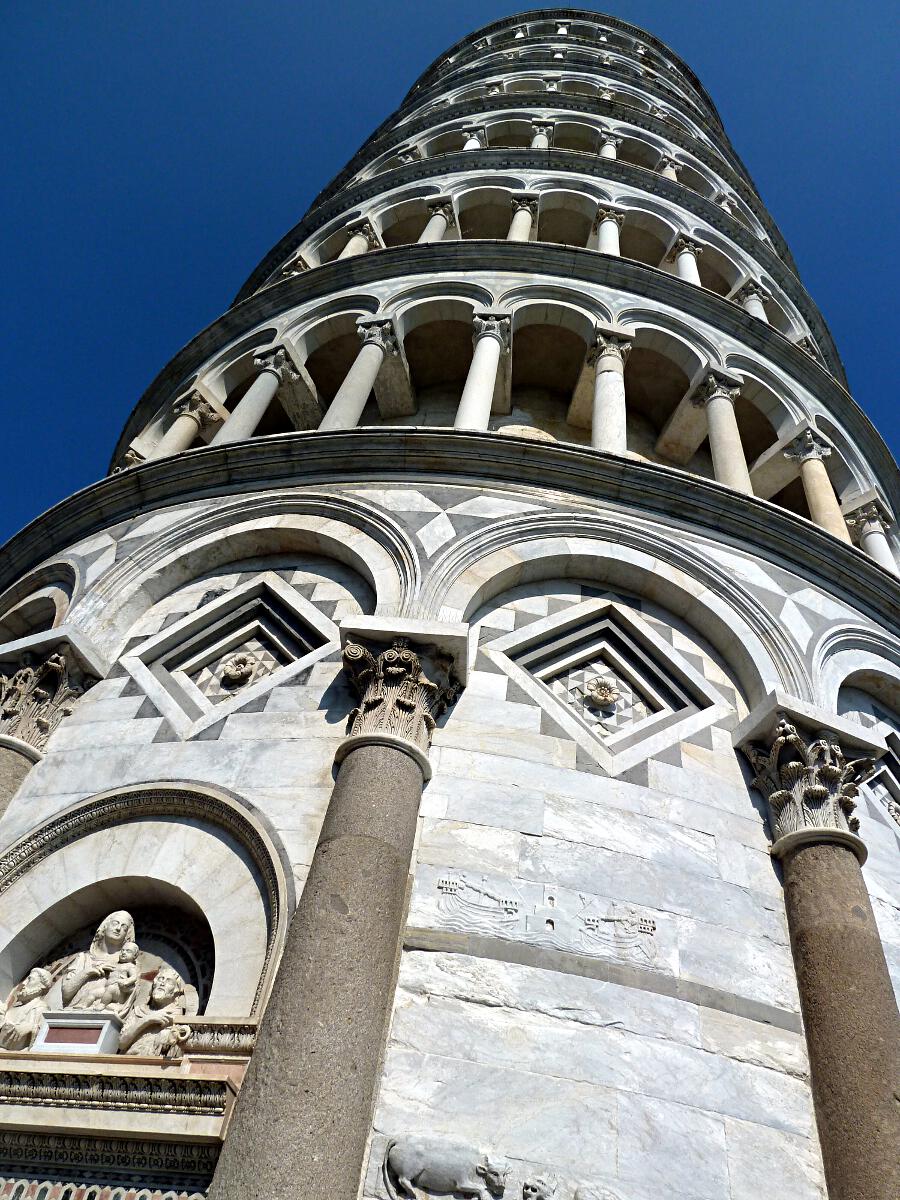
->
[
  {"left": 345, "top": 217, "right": 380, "bottom": 250},
  {"left": 472, "top": 310, "right": 511, "bottom": 352},
  {"left": 510, "top": 191, "right": 539, "bottom": 217},
  {"left": 544, "top": 75, "right": 560, "bottom": 91},
  {"left": 734, "top": 695, "right": 885, "bottom": 863},
  {"left": 593, "top": 205, "right": 626, "bottom": 230},
  {"left": 795, "top": 334, "right": 823, "bottom": 362},
  {"left": 276, "top": 250, "right": 309, "bottom": 280},
  {"left": 784, "top": 427, "right": 832, "bottom": 463},
  {"left": 657, "top": 154, "right": 680, "bottom": 174},
  {"left": 715, "top": 191, "right": 735, "bottom": 212},
  {"left": 461, "top": 125, "right": 486, "bottom": 147},
  {"left": 599, "top": 130, "right": 622, "bottom": 146},
  {"left": 843, "top": 491, "right": 893, "bottom": 533},
  {"left": 0, "top": 645, "right": 95, "bottom": 754},
  {"left": 172, "top": 391, "right": 220, "bottom": 430},
  {"left": 652, "top": 106, "right": 669, "bottom": 120},
  {"left": 668, "top": 235, "right": 704, "bottom": 261},
  {"left": 426, "top": 195, "right": 456, "bottom": 227},
  {"left": 600, "top": 90, "right": 616, "bottom": 101},
  {"left": 397, "top": 145, "right": 422, "bottom": 164},
  {"left": 253, "top": 345, "right": 300, "bottom": 383},
  {"left": 587, "top": 326, "right": 634, "bottom": 367},
  {"left": 692, "top": 369, "right": 742, "bottom": 408},
  {"left": 531, "top": 119, "right": 555, "bottom": 134},
  {"left": 357, "top": 317, "right": 399, "bottom": 356},
  {"left": 734, "top": 280, "right": 771, "bottom": 304}
]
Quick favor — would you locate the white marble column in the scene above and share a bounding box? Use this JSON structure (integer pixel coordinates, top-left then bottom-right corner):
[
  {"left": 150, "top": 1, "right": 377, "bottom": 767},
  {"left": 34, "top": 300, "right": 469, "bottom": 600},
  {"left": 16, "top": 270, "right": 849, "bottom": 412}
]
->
[
  {"left": 735, "top": 281, "right": 770, "bottom": 322},
  {"left": 454, "top": 313, "right": 510, "bottom": 431},
  {"left": 461, "top": 127, "right": 485, "bottom": 151},
  {"left": 784, "top": 430, "right": 852, "bottom": 543},
  {"left": 530, "top": 121, "right": 554, "bottom": 149},
  {"left": 594, "top": 206, "right": 625, "bottom": 255},
  {"left": 658, "top": 155, "right": 680, "bottom": 181},
  {"left": 599, "top": 131, "right": 621, "bottom": 160},
  {"left": 507, "top": 194, "right": 538, "bottom": 242},
  {"left": 668, "top": 236, "right": 703, "bottom": 285},
  {"left": 544, "top": 75, "right": 560, "bottom": 92},
  {"left": 418, "top": 198, "right": 455, "bottom": 244},
  {"left": 150, "top": 392, "right": 220, "bottom": 459},
  {"left": 318, "top": 320, "right": 398, "bottom": 432},
  {"left": 845, "top": 499, "right": 898, "bottom": 573},
  {"left": 693, "top": 372, "right": 753, "bottom": 494},
  {"left": 211, "top": 348, "right": 298, "bottom": 446},
  {"left": 590, "top": 331, "right": 633, "bottom": 454},
  {"left": 338, "top": 218, "right": 379, "bottom": 261}
]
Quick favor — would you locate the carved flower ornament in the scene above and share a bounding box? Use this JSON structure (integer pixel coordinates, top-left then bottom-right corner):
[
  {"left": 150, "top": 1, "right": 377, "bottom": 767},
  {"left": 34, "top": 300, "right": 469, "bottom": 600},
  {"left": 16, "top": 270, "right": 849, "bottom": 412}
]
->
[
  {"left": 221, "top": 653, "right": 256, "bottom": 687},
  {"left": 585, "top": 677, "right": 620, "bottom": 708}
]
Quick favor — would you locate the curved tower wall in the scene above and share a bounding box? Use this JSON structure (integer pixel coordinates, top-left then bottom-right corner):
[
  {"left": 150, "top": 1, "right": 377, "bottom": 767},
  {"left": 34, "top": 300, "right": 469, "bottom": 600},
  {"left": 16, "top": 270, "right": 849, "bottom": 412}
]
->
[{"left": 0, "top": 10, "right": 897, "bottom": 1200}]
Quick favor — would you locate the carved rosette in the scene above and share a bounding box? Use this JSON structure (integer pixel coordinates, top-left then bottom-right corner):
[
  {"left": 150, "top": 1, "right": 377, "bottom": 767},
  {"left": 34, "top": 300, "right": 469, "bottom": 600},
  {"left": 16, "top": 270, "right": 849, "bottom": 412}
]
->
[
  {"left": 342, "top": 637, "right": 460, "bottom": 757},
  {"left": 742, "top": 714, "right": 874, "bottom": 848},
  {"left": 0, "top": 649, "right": 94, "bottom": 752}
]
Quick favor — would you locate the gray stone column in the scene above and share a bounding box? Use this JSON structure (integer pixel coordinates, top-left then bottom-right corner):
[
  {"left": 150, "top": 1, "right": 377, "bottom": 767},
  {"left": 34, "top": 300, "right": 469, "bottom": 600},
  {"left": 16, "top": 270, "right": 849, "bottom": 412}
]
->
[
  {"left": 693, "top": 371, "right": 753, "bottom": 494},
  {"left": 594, "top": 206, "right": 624, "bottom": 255},
  {"left": 211, "top": 348, "right": 297, "bottom": 446},
  {"left": 599, "top": 131, "right": 621, "bottom": 160},
  {"left": 668, "top": 236, "right": 703, "bottom": 285},
  {"left": 418, "top": 197, "right": 455, "bottom": 244},
  {"left": 149, "top": 392, "right": 220, "bottom": 460},
  {"left": 739, "top": 707, "right": 900, "bottom": 1200},
  {"left": 734, "top": 281, "right": 770, "bottom": 323},
  {"left": 589, "top": 330, "right": 633, "bottom": 454},
  {"left": 507, "top": 193, "right": 538, "bottom": 242},
  {"left": 844, "top": 497, "right": 898, "bottom": 574},
  {"left": 784, "top": 430, "right": 852, "bottom": 544},
  {"left": 454, "top": 312, "right": 510, "bottom": 431},
  {"left": 530, "top": 121, "right": 554, "bottom": 149},
  {"left": 318, "top": 319, "right": 398, "bottom": 432},
  {"left": 338, "top": 218, "right": 379, "bottom": 261},
  {"left": 657, "top": 154, "right": 680, "bottom": 181},
  {"left": 207, "top": 632, "right": 462, "bottom": 1200}
]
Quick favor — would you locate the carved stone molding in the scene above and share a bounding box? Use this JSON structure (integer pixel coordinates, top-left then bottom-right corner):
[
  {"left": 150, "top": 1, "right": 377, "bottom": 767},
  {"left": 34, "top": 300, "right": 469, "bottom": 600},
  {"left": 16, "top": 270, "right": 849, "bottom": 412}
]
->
[
  {"left": 742, "top": 713, "right": 875, "bottom": 857},
  {"left": 0, "top": 1130, "right": 217, "bottom": 1187},
  {"left": 0, "top": 647, "right": 94, "bottom": 753},
  {"left": 341, "top": 637, "right": 460, "bottom": 760},
  {"left": 358, "top": 316, "right": 399, "bottom": 355},
  {"left": 0, "top": 1069, "right": 228, "bottom": 1116},
  {"left": 784, "top": 427, "right": 832, "bottom": 463},
  {"left": 0, "top": 1182, "right": 205, "bottom": 1200},
  {"left": 176, "top": 1018, "right": 257, "bottom": 1058}
]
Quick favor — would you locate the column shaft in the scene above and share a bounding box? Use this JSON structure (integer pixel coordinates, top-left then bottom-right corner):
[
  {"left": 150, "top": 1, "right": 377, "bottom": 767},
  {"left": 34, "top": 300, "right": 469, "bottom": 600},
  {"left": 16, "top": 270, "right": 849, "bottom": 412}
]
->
[
  {"left": 338, "top": 230, "right": 371, "bottom": 260},
  {"left": 741, "top": 292, "right": 769, "bottom": 321},
  {"left": 705, "top": 392, "right": 753, "bottom": 494},
  {"left": 592, "top": 357, "right": 627, "bottom": 454},
  {"left": 319, "top": 341, "right": 385, "bottom": 432},
  {"left": 454, "top": 335, "right": 502, "bottom": 430},
  {"left": 151, "top": 412, "right": 202, "bottom": 458},
  {"left": 207, "top": 743, "right": 424, "bottom": 1200},
  {"left": 859, "top": 522, "right": 898, "bottom": 573},
  {"left": 599, "top": 139, "right": 618, "bottom": 160},
  {"left": 781, "top": 842, "right": 900, "bottom": 1200},
  {"left": 418, "top": 210, "right": 449, "bottom": 244},
  {"left": 530, "top": 130, "right": 550, "bottom": 149},
  {"left": 800, "top": 457, "right": 852, "bottom": 543},
  {"left": 211, "top": 370, "right": 280, "bottom": 446},
  {"left": 596, "top": 217, "right": 621, "bottom": 255},
  {"left": 507, "top": 206, "right": 534, "bottom": 242},
  {"left": 674, "top": 246, "right": 702, "bottom": 285}
]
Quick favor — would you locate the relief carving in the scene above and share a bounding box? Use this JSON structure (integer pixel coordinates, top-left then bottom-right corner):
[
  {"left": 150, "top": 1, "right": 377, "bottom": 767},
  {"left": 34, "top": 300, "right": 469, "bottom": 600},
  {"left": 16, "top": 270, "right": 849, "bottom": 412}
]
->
[
  {"left": 383, "top": 1136, "right": 510, "bottom": 1199},
  {"left": 0, "top": 648, "right": 93, "bottom": 752},
  {"left": 522, "top": 1175, "right": 558, "bottom": 1198},
  {"left": 0, "top": 968, "right": 52, "bottom": 1051}
]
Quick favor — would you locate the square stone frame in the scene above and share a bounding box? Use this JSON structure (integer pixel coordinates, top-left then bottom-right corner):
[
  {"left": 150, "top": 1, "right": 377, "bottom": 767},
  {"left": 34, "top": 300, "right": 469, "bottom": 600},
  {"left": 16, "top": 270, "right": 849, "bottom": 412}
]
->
[
  {"left": 121, "top": 572, "right": 340, "bottom": 739},
  {"left": 484, "top": 597, "right": 732, "bottom": 776}
]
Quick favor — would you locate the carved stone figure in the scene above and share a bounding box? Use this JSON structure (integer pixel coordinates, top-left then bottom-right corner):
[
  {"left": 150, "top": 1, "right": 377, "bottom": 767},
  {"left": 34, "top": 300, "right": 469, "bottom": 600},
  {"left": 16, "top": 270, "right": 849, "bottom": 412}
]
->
[
  {"left": 585, "top": 677, "right": 620, "bottom": 708},
  {"left": 0, "top": 967, "right": 52, "bottom": 1051},
  {"left": 119, "top": 965, "right": 193, "bottom": 1057},
  {"left": 221, "top": 652, "right": 256, "bottom": 687},
  {"left": 61, "top": 910, "right": 136, "bottom": 1009},
  {"left": 79, "top": 941, "right": 141, "bottom": 1014},
  {"left": 523, "top": 1175, "right": 557, "bottom": 1199},
  {"left": 383, "top": 1136, "right": 509, "bottom": 1199},
  {"left": 0, "top": 648, "right": 93, "bottom": 752}
]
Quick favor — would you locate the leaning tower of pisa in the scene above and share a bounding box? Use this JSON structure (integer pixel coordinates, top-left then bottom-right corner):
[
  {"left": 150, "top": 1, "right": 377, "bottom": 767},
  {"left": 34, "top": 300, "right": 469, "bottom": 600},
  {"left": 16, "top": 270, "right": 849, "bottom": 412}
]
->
[{"left": 0, "top": 9, "right": 897, "bottom": 1200}]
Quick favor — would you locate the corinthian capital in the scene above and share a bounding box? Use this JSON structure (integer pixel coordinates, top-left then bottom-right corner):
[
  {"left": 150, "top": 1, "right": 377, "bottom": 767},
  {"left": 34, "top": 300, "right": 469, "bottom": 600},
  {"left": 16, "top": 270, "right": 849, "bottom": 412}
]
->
[
  {"left": 0, "top": 647, "right": 95, "bottom": 752},
  {"left": 172, "top": 391, "right": 220, "bottom": 429},
  {"left": 426, "top": 196, "right": 456, "bottom": 227},
  {"left": 734, "top": 280, "right": 771, "bottom": 304},
  {"left": 472, "top": 312, "right": 511, "bottom": 351},
  {"left": 253, "top": 346, "right": 300, "bottom": 383},
  {"left": 593, "top": 205, "right": 626, "bottom": 230},
  {"left": 784, "top": 427, "right": 831, "bottom": 464},
  {"left": 510, "top": 192, "right": 539, "bottom": 217},
  {"left": 668, "top": 236, "right": 703, "bottom": 261},
  {"left": 587, "top": 327, "right": 633, "bottom": 367},
  {"left": 358, "top": 317, "right": 399, "bottom": 355},
  {"left": 692, "top": 370, "right": 741, "bottom": 408}
]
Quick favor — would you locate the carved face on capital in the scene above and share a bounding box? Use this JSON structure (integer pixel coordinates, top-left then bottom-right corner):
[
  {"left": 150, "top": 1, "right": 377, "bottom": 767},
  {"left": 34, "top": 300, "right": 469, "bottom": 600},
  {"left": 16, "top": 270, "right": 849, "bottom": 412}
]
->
[{"left": 150, "top": 967, "right": 184, "bottom": 1008}]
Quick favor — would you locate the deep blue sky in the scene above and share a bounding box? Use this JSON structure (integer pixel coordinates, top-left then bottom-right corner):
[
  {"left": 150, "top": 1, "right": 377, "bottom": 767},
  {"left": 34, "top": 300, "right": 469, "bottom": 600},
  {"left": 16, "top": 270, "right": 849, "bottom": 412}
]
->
[{"left": 2, "top": 2, "right": 897, "bottom": 545}]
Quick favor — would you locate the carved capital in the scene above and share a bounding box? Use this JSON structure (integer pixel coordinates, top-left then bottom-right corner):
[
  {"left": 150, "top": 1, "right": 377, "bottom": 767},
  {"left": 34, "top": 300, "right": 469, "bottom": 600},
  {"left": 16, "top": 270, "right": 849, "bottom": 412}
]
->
[
  {"left": 114, "top": 447, "right": 145, "bottom": 473},
  {"left": 397, "top": 146, "right": 422, "bottom": 164},
  {"left": 358, "top": 318, "right": 399, "bottom": 356},
  {"left": 461, "top": 126, "right": 486, "bottom": 147},
  {"left": 668, "top": 236, "right": 703, "bottom": 261},
  {"left": 341, "top": 637, "right": 460, "bottom": 759},
  {"left": 277, "top": 251, "right": 309, "bottom": 278},
  {"left": 510, "top": 192, "right": 539, "bottom": 217},
  {"left": 784, "top": 428, "right": 832, "bottom": 464},
  {"left": 795, "top": 335, "right": 823, "bottom": 361},
  {"left": 531, "top": 120, "right": 555, "bottom": 137},
  {"left": 599, "top": 131, "right": 622, "bottom": 146},
  {"left": 600, "top": 90, "right": 616, "bottom": 102},
  {"left": 692, "top": 371, "right": 741, "bottom": 408},
  {"left": 345, "top": 218, "right": 380, "bottom": 250},
  {"left": 253, "top": 346, "right": 299, "bottom": 384},
  {"left": 544, "top": 76, "right": 560, "bottom": 91},
  {"left": 0, "top": 648, "right": 94, "bottom": 752},
  {"left": 587, "top": 329, "right": 633, "bottom": 367},
  {"left": 657, "top": 155, "right": 680, "bottom": 174},
  {"left": 594, "top": 206, "right": 626, "bottom": 230},
  {"left": 844, "top": 497, "right": 892, "bottom": 532},
  {"left": 734, "top": 281, "right": 771, "bottom": 305},
  {"left": 472, "top": 312, "right": 511, "bottom": 352},
  {"left": 742, "top": 714, "right": 873, "bottom": 848},
  {"left": 426, "top": 197, "right": 456, "bottom": 228},
  {"left": 172, "top": 392, "right": 220, "bottom": 430}
]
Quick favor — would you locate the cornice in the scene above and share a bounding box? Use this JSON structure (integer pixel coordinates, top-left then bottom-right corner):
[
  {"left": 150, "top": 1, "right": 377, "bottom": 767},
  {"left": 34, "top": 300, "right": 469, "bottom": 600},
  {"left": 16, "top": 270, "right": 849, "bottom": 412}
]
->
[
  {"left": 3, "top": 431, "right": 897, "bottom": 633},
  {"left": 404, "top": 8, "right": 724, "bottom": 130},
  {"left": 115, "top": 245, "right": 873, "bottom": 468},
  {"left": 235, "top": 153, "right": 827, "bottom": 370}
]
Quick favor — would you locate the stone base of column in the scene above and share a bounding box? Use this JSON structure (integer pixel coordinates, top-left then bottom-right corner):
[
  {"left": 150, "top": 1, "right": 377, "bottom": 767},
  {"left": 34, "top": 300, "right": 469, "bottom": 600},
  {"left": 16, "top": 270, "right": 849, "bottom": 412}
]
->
[
  {"left": 779, "top": 840, "right": 900, "bottom": 1200},
  {"left": 207, "top": 743, "right": 423, "bottom": 1200}
]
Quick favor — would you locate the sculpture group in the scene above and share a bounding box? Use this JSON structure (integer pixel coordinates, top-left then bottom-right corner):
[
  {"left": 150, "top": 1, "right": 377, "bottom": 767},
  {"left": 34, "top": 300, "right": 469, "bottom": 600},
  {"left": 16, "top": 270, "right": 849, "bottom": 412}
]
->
[{"left": 0, "top": 909, "right": 196, "bottom": 1055}]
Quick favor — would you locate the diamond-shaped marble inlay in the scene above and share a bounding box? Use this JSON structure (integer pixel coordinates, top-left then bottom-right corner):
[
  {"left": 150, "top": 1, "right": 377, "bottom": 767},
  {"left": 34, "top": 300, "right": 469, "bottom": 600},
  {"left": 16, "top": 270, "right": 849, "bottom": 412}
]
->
[{"left": 551, "top": 660, "right": 655, "bottom": 737}]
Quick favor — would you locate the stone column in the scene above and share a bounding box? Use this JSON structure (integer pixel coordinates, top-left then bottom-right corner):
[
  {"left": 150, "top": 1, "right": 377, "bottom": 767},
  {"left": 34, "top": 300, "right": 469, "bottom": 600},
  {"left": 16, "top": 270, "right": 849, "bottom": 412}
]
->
[
  {"left": 734, "top": 281, "right": 771, "bottom": 322},
  {"left": 461, "top": 126, "right": 485, "bottom": 151},
  {"left": 693, "top": 371, "right": 753, "bottom": 494},
  {"left": 668, "top": 236, "right": 703, "bottom": 285},
  {"left": 530, "top": 121, "right": 554, "bottom": 149},
  {"left": 715, "top": 191, "right": 735, "bottom": 215},
  {"left": 149, "top": 392, "right": 220, "bottom": 459},
  {"left": 599, "top": 131, "right": 621, "bottom": 160},
  {"left": 544, "top": 75, "right": 560, "bottom": 92},
  {"left": 207, "top": 633, "right": 462, "bottom": 1200},
  {"left": 784, "top": 430, "right": 852, "bottom": 543},
  {"left": 589, "top": 330, "right": 633, "bottom": 454},
  {"left": 211, "top": 347, "right": 297, "bottom": 446},
  {"left": 845, "top": 498, "right": 898, "bottom": 574},
  {"left": 454, "top": 312, "right": 510, "bottom": 431},
  {"left": 594, "top": 206, "right": 625, "bottom": 255},
  {"left": 418, "top": 197, "right": 455, "bottom": 244},
  {"left": 739, "top": 710, "right": 900, "bottom": 1200},
  {"left": 338, "top": 218, "right": 379, "bottom": 261},
  {"left": 658, "top": 154, "right": 680, "bottom": 181},
  {"left": 507, "top": 193, "right": 538, "bottom": 242},
  {"left": 318, "top": 319, "right": 398, "bottom": 432}
]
